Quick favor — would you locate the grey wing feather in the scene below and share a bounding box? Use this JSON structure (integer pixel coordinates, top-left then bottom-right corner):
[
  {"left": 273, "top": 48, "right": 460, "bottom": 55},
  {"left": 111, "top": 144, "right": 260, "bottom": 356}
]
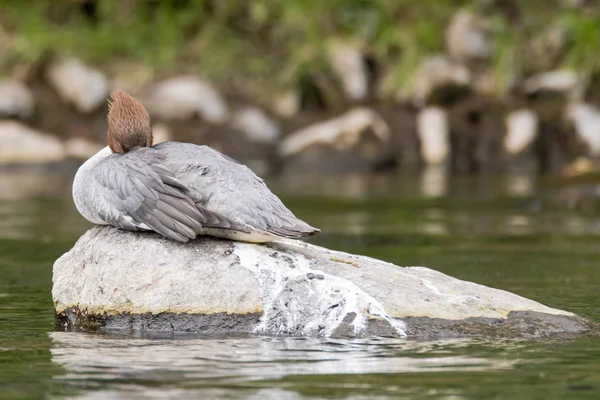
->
[
  {"left": 90, "top": 149, "right": 249, "bottom": 242},
  {"left": 154, "top": 142, "right": 320, "bottom": 238}
]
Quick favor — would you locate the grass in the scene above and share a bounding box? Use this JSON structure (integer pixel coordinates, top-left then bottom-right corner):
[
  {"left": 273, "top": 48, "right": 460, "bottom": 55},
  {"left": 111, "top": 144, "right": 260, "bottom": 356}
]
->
[{"left": 1, "top": 0, "right": 600, "bottom": 105}]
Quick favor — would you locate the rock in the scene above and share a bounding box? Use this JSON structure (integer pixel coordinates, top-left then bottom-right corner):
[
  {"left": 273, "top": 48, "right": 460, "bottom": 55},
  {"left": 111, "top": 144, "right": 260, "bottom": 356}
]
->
[
  {"left": 523, "top": 70, "right": 582, "bottom": 99},
  {"left": 446, "top": 9, "right": 491, "bottom": 64},
  {"left": 561, "top": 157, "right": 598, "bottom": 178},
  {"left": 64, "top": 137, "right": 103, "bottom": 160},
  {"left": 280, "top": 108, "right": 390, "bottom": 156},
  {"left": 0, "top": 79, "right": 34, "bottom": 118},
  {"left": 417, "top": 107, "right": 450, "bottom": 164},
  {"left": 278, "top": 108, "right": 392, "bottom": 172},
  {"left": 108, "top": 61, "right": 154, "bottom": 96},
  {"left": 328, "top": 43, "right": 368, "bottom": 100},
  {"left": 145, "top": 76, "right": 229, "bottom": 123},
  {"left": 0, "top": 121, "right": 65, "bottom": 164},
  {"left": 53, "top": 227, "right": 591, "bottom": 339},
  {"left": 566, "top": 103, "right": 600, "bottom": 156},
  {"left": 231, "top": 107, "right": 280, "bottom": 144},
  {"left": 504, "top": 109, "right": 539, "bottom": 155},
  {"left": 540, "top": 22, "right": 567, "bottom": 60},
  {"left": 271, "top": 90, "right": 301, "bottom": 118},
  {"left": 47, "top": 59, "right": 108, "bottom": 113},
  {"left": 411, "top": 55, "right": 471, "bottom": 106},
  {"left": 152, "top": 123, "right": 172, "bottom": 144}
]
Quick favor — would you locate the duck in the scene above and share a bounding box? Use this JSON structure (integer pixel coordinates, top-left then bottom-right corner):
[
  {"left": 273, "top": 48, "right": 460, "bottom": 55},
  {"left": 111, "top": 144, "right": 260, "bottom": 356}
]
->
[{"left": 72, "top": 90, "right": 319, "bottom": 243}]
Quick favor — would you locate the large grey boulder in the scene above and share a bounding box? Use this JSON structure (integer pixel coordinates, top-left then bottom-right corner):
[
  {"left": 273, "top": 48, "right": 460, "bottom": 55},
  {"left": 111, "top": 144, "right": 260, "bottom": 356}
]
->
[
  {"left": 277, "top": 108, "right": 393, "bottom": 173},
  {"left": 328, "top": 42, "right": 368, "bottom": 101},
  {"left": 445, "top": 10, "right": 491, "bottom": 64},
  {"left": 47, "top": 58, "right": 108, "bottom": 113},
  {"left": 0, "top": 79, "right": 34, "bottom": 119},
  {"left": 231, "top": 106, "right": 280, "bottom": 144},
  {"left": 144, "top": 76, "right": 229, "bottom": 123},
  {"left": 53, "top": 227, "right": 592, "bottom": 339},
  {"left": 410, "top": 55, "right": 471, "bottom": 106},
  {"left": 504, "top": 109, "right": 539, "bottom": 156},
  {"left": 0, "top": 121, "right": 65, "bottom": 164}
]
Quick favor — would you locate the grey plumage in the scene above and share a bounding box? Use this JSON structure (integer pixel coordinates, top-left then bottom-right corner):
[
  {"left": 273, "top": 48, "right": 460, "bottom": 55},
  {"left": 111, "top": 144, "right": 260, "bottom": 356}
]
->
[
  {"left": 154, "top": 142, "right": 320, "bottom": 239},
  {"left": 72, "top": 144, "right": 319, "bottom": 243},
  {"left": 74, "top": 147, "right": 249, "bottom": 242}
]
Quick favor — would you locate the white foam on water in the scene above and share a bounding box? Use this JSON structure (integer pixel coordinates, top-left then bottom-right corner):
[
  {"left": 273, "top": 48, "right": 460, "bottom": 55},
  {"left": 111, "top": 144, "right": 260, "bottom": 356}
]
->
[{"left": 234, "top": 243, "right": 406, "bottom": 338}]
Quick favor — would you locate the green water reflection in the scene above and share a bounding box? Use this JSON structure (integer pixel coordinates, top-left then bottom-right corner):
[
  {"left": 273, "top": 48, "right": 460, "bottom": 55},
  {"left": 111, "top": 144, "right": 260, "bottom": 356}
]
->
[{"left": 0, "top": 168, "right": 599, "bottom": 399}]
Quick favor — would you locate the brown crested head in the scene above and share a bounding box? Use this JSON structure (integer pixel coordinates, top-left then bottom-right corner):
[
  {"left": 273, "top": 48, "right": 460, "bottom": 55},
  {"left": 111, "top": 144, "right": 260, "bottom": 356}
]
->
[{"left": 107, "top": 90, "right": 153, "bottom": 154}]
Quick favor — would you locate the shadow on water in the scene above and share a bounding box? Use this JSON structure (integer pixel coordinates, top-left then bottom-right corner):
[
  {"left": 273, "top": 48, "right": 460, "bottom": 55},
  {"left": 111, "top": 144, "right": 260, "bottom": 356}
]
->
[{"left": 1, "top": 164, "right": 600, "bottom": 398}]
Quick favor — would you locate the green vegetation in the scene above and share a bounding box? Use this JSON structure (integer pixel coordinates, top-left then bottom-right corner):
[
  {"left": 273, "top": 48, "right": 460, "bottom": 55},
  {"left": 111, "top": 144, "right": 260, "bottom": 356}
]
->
[{"left": 1, "top": 0, "right": 600, "bottom": 102}]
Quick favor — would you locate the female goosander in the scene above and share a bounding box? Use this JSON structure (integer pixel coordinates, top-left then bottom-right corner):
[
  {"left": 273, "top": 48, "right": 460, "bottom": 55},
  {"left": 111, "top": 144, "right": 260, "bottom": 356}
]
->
[{"left": 72, "top": 90, "right": 319, "bottom": 243}]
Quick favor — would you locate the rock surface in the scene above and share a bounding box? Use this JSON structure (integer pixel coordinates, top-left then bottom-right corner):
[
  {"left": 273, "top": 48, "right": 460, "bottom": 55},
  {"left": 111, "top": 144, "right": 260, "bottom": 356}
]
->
[
  {"left": 0, "top": 79, "right": 34, "bottom": 118},
  {"left": 279, "top": 108, "right": 390, "bottom": 157},
  {"left": 145, "top": 76, "right": 229, "bottom": 123},
  {"left": 0, "top": 121, "right": 65, "bottom": 164},
  {"left": 64, "top": 137, "right": 103, "bottom": 159},
  {"left": 417, "top": 107, "right": 450, "bottom": 164},
  {"left": 270, "top": 90, "right": 301, "bottom": 118},
  {"left": 277, "top": 108, "right": 393, "bottom": 173},
  {"left": 47, "top": 58, "right": 108, "bottom": 113},
  {"left": 53, "top": 227, "right": 592, "bottom": 339},
  {"left": 566, "top": 102, "right": 600, "bottom": 156},
  {"left": 445, "top": 9, "right": 490, "bottom": 64},
  {"left": 411, "top": 56, "right": 471, "bottom": 106},
  {"left": 504, "top": 109, "right": 539, "bottom": 155},
  {"left": 523, "top": 70, "right": 582, "bottom": 99},
  {"left": 328, "top": 42, "right": 368, "bottom": 100},
  {"left": 231, "top": 107, "right": 280, "bottom": 144}
]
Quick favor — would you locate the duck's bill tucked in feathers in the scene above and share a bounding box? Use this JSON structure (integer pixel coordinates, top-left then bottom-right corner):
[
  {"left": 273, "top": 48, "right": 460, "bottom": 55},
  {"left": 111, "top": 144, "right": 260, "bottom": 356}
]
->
[{"left": 91, "top": 147, "right": 249, "bottom": 242}]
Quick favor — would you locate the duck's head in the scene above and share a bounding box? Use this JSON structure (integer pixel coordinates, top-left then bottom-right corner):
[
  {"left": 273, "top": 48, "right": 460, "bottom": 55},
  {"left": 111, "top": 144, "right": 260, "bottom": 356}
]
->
[{"left": 107, "top": 90, "right": 153, "bottom": 154}]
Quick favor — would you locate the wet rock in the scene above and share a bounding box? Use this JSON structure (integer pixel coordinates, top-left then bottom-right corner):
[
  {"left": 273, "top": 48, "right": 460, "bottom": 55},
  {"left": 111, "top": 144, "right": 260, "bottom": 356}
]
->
[
  {"left": 145, "top": 76, "right": 229, "bottom": 123},
  {"left": 108, "top": 61, "right": 154, "bottom": 96},
  {"left": 523, "top": 70, "right": 582, "bottom": 99},
  {"left": 152, "top": 123, "right": 173, "bottom": 145},
  {"left": 328, "top": 43, "right": 368, "bottom": 100},
  {"left": 561, "top": 157, "right": 598, "bottom": 178},
  {"left": 278, "top": 108, "right": 392, "bottom": 173},
  {"left": 411, "top": 56, "right": 471, "bottom": 106},
  {"left": 231, "top": 107, "right": 280, "bottom": 144},
  {"left": 566, "top": 103, "right": 600, "bottom": 156},
  {"left": 539, "top": 22, "right": 567, "bottom": 61},
  {"left": 417, "top": 107, "right": 450, "bottom": 165},
  {"left": 446, "top": 9, "right": 491, "bottom": 64},
  {"left": 53, "top": 227, "right": 591, "bottom": 339},
  {"left": 0, "top": 80, "right": 34, "bottom": 118},
  {"left": 64, "top": 137, "right": 103, "bottom": 160},
  {"left": 504, "top": 109, "right": 539, "bottom": 155},
  {"left": 0, "top": 121, "right": 65, "bottom": 164},
  {"left": 47, "top": 59, "right": 108, "bottom": 113},
  {"left": 271, "top": 90, "right": 301, "bottom": 118}
]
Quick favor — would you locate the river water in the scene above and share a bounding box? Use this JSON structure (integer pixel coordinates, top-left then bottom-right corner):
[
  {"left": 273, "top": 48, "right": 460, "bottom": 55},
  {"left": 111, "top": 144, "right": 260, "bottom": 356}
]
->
[{"left": 1, "top": 165, "right": 599, "bottom": 399}]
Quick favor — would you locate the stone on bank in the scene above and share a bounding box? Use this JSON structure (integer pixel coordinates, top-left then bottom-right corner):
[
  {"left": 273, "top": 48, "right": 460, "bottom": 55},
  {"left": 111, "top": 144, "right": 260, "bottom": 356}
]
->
[{"left": 52, "top": 227, "right": 592, "bottom": 339}]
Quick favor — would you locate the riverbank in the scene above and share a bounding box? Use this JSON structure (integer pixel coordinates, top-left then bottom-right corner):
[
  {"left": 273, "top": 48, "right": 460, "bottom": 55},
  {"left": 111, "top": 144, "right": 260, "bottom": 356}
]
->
[{"left": 2, "top": 1, "right": 600, "bottom": 175}]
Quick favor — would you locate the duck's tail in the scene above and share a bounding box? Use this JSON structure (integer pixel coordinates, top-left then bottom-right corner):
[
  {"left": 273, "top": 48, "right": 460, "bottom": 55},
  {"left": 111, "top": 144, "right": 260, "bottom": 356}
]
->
[{"left": 264, "top": 218, "right": 320, "bottom": 239}]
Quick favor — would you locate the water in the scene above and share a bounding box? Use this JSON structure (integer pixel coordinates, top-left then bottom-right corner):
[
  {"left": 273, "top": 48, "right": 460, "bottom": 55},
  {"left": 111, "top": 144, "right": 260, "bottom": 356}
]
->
[{"left": 1, "top": 166, "right": 600, "bottom": 399}]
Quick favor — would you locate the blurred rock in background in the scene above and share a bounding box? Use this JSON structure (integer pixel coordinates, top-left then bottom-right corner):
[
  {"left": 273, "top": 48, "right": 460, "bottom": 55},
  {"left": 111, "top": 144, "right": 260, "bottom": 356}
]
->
[{"left": 0, "top": 1, "right": 599, "bottom": 178}]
